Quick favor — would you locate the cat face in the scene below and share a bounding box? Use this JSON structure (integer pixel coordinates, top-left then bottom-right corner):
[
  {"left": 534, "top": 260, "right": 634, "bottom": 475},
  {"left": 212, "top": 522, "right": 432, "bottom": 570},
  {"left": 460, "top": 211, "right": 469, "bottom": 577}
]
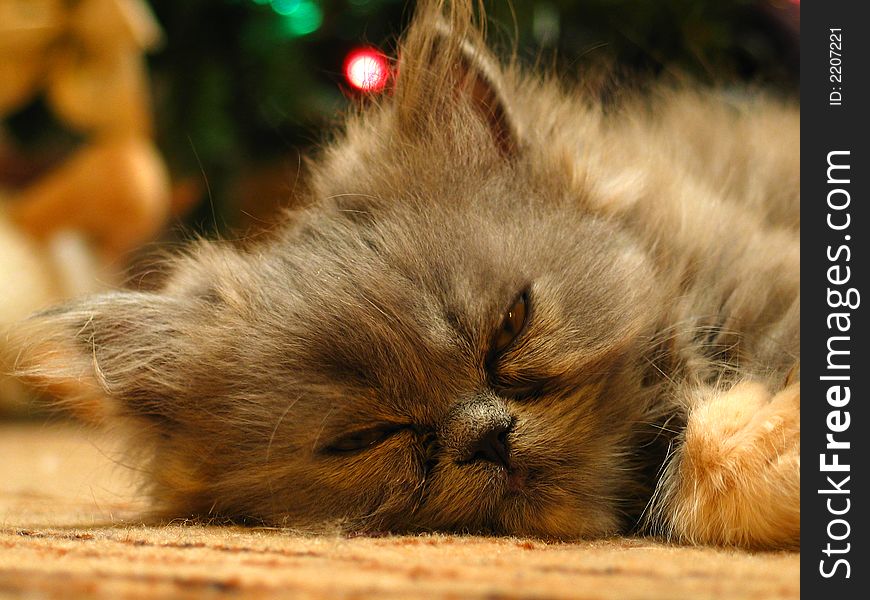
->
[
  {"left": 92, "top": 194, "right": 658, "bottom": 538},
  {"left": 13, "top": 1, "right": 666, "bottom": 538},
  {"left": 228, "top": 196, "right": 657, "bottom": 535}
]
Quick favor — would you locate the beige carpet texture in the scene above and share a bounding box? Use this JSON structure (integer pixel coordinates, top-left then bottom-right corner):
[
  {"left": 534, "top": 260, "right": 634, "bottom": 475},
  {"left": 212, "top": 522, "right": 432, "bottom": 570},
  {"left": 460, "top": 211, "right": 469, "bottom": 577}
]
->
[{"left": 0, "top": 423, "right": 799, "bottom": 599}]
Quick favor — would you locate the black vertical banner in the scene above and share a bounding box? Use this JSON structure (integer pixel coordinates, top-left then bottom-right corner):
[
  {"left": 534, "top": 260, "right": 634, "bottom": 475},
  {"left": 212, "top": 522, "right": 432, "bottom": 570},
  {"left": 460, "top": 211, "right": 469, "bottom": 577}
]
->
[{"left": 802, "top": 1, "right": 869, "bottom": 596}]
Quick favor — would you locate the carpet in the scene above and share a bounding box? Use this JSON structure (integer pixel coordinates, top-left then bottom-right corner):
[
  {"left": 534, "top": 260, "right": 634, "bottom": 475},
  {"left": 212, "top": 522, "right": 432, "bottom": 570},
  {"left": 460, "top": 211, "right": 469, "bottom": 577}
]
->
[{"left": 0, "top": 423, "right": 799, "bottom": 599}]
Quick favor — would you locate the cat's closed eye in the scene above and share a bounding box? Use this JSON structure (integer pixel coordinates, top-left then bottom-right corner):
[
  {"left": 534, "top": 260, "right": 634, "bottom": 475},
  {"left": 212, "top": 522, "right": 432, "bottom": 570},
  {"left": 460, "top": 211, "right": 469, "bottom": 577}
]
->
[{"left": 322, "top": 424, "right": 405, "bottom": 455}]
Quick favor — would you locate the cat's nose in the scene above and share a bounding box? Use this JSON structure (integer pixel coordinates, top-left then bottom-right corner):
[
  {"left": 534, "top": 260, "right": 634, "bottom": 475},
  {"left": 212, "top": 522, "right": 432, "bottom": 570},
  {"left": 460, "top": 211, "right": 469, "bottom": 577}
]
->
[
  {"left": 463, "top": 421, "right": 512, "bottom": 468},
  {"left": 441, "top": 396, "right": 514, "bottom": 469}
]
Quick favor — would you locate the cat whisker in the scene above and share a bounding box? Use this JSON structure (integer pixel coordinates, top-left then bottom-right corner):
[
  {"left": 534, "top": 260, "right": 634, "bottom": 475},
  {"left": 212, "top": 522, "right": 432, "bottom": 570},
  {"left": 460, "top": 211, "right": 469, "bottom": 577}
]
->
[
  {"left": 637, "top": 438, "right": 680, "bottom": 529},
  {"left": 310, "top": 406, "right": 337, "bottom": 454},
  {"left": 265, "top": 393, "right": 303, "bottom": 466}
]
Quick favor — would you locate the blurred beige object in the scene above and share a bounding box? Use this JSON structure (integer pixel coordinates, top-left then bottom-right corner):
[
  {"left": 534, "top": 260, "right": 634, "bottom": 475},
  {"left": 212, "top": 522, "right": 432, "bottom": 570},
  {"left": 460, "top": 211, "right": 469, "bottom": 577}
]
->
[
  {"left": 8, "top": 136, "right": 170, "bottom": 259},
  {"left": 0, "top": 0, "right": 171, "bottom": 416},
  {"left": 0, "top": 0, "right": 65, "bottom": 52},
  {"left": 46, "top": 50, "right": 154, "bottom": 135},
  {"left": 47, "top": 0, "right": 163, "bottom": 135},
  {"left": 0, "top": 206, "right": 60, "bottom": 325},
  {"left": 70, "top": 0, "right": 162, "bottom": 53},
  {"left": 0, "top": 0, "right": 64, "bottom": 114},
  {"left": 0, "top": 53, "right": 49, "bottom": 116}
]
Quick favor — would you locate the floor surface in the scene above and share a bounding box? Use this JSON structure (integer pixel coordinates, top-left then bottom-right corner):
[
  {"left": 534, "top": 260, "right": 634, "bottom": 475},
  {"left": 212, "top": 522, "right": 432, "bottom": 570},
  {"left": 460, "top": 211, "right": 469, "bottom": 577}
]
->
[{"left": 0, "top": 424, "right": 799, "bottom": 599}]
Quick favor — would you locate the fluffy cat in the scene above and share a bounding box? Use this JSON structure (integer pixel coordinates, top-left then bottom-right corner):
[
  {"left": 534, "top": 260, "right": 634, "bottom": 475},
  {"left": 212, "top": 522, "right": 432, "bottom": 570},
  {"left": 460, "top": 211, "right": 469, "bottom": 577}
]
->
[{"left": 8, "top": 0, "right": 799, "bottom": 549}]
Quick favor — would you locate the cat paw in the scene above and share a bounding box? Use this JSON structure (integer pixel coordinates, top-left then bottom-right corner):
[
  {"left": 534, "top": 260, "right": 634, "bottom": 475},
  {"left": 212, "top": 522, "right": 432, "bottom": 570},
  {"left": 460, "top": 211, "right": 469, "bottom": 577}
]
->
[{"left": 664, "top": 381, "right": 800, "bottom": 549}]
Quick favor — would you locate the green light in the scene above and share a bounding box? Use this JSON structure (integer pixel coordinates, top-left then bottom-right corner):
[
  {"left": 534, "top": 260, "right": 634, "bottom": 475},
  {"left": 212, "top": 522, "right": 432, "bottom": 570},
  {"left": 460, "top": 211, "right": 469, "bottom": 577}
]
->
[
  {"left": 251, "top": 0, "right": 271, "bottom": 5},
  {"left": 279, "top": 0, "right": 323, "bottom": 37},
  {"left": 270, "top": 0, "right": 300, "bottom": 16}
]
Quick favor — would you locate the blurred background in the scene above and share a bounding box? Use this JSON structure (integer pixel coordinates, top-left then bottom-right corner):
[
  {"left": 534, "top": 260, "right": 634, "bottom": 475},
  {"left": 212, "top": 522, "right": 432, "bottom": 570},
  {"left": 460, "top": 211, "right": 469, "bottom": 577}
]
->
[{"left": 0, "top": 0, "right": 799, "bottom": 415}]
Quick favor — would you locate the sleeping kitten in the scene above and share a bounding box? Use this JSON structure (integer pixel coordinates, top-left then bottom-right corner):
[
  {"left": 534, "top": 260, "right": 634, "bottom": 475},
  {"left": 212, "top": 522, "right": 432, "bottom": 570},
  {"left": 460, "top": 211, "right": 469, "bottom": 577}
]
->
[{"left": 9, "top": 0, "right": 799, "bottom": 548}]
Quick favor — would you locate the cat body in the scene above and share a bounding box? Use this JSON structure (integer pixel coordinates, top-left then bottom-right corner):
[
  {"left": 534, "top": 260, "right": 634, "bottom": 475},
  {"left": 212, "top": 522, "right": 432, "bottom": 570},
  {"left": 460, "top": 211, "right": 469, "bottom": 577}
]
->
[{"left": 11, "top": 0, "right": 799, "bottom": 548}]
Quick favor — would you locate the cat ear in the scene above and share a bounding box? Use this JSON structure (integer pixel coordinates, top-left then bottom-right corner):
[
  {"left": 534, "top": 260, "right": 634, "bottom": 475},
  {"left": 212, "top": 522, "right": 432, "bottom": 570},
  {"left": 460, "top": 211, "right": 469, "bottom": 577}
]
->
[
  {"left": 443, "top": 23, "right": 521, "bottom": 157},
  {"left": 8, "top": 291, "right": 194, "bottom": 424},
  {"left": 5, "top": 241, "right": 252, "bottom": 424},
  {"left": 393, "top": 5, "right": 521, "bottom": 157}
]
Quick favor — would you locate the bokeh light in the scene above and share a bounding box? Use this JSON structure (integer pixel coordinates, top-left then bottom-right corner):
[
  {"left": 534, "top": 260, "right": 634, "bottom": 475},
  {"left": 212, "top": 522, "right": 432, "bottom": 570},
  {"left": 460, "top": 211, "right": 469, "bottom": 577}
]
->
[
  {"left": 248, "top": 0, "right": 323, "bottom": 38},
  {"left": 270, "top": 0, "right": 299, "bottom": 16},
  {"left": 343, "top": 48, "right": 391, "bottom": 92}
]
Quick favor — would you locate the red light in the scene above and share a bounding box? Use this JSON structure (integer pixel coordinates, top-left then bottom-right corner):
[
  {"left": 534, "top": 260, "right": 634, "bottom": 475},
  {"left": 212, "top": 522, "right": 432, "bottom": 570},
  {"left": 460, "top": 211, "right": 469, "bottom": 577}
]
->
[{"left": 344, "top": 48, "right": 390, "bottom": 92}]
